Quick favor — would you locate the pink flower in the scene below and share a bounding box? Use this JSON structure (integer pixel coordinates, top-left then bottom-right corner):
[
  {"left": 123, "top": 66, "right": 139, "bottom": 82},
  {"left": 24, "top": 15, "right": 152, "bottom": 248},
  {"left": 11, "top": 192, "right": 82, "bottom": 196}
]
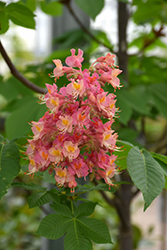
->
[
  {"left": 63, "top": 141, "right": 80, "bottom": 161},
  {"left": 66, "top": 79, "right": 85, "bottom": 98},
  {"left": 68, "top": 157, "right": 89, "bottom": 178},
  {"left": 102, "top": 130, "right": 117, "bottom": 150},
  {"left": 53, "top": 59, "right": 64, "bottom": 78},
  {"left": 49, "top": 146, "right": 63, "bottom": 163},
  {"left": 56, "top": 115, "right": 73, "bottom": 133},
  {"left": 31, "top": 121, "right": 44, "bottom": 140},
  {"left": 26, "top": 49, "right": 122, "bottom": 189},
  {"left": 65, "top": 49, "right": 84, "bottom": 68},
  {"left": 54, "top": 167, "right": 67, "bottom": 187}
]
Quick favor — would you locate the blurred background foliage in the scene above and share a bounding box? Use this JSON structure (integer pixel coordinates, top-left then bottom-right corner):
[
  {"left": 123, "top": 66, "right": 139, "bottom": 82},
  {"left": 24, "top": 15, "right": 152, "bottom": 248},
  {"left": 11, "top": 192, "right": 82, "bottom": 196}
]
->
[{"left": 0, "top": 0, "right": 167, "bottom": 249}]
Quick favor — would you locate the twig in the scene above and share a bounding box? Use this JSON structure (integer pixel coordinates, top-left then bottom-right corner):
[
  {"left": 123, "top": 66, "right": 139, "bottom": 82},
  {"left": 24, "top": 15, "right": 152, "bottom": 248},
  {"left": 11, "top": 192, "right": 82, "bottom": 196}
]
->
[
  {"left": 64, "top": 1, "right": 116, "bottom": 55},
  {"left": 130, "top": 25, "right": 165, "bottom": 57},
  {"left": 0, "top": 40, "right": 47, "bottom": 94}
]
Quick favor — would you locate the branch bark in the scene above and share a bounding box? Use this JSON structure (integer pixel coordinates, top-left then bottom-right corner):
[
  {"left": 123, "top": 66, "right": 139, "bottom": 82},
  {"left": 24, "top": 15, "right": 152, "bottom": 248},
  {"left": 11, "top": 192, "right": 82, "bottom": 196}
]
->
[
  {"left": 64, "top": 1, "right": 116, "bottom": 54},
  {"left": 0, "top": 40, "right": 47, "bottom": 94}
]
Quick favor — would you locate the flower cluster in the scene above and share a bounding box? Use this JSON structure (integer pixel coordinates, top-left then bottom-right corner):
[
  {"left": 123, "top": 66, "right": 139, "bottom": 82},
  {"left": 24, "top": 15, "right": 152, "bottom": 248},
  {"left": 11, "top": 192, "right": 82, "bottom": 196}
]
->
[{"left": 26, "top": 49, "right": 122, "bottom": 191}]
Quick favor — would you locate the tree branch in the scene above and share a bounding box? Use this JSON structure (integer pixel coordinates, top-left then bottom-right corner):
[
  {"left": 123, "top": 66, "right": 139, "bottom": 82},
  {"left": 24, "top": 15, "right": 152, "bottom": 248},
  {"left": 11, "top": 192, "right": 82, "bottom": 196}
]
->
[
  {"left": 129, "top": 25, "right": 165, "bottom": 57},
  {"left": 63, "top": 1, "right": 116, "bottom": 55},
  {"left": 0, "top": 40, "right": 47, "bottom": 94}
]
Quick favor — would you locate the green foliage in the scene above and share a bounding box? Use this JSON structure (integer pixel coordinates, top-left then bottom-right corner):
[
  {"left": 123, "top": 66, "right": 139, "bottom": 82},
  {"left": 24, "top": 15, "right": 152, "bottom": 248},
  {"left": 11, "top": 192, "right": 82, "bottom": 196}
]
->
[
  {"left": 11, "top": 182, "right": 47, "bottom": 191},
  {"left": 27, "top": 190, "right": 59, "bottom": 208},
  {"left": 74, "top": 0, "right": 104, "bottom": 20},
  {"left": 0, "top": 135, "right": 20, "bottom": 200},
  {"left": 151, "top": 152, "right": 167, "bottom": 175},
  {"left": 0, "top": 10, "right": 9, "bottom": 35},
  {"left": 5, "top": 2, "right": 36, "bottom": 29},
  {"left": 36, "top": 199, "right": 112, "bottom": 249},
  {"left": 40, "top": 0, "right": 62, "bottom": 16},
  {"left": 133, "top": 0, "right": 167, "bottom": 25},
  {"left": 74, "top": 201, "right": 97, "bottom": 217},
  {"left": 115, "top": 140, "right": 133, "bottom": 170},
  {"left": 149, "top": 83, "right": 167, "bottom": 119},
  {"left": 5, "top": 96, "right": 47, "bottom": 140},
  {"left": 64, "top": 223, "right": 93, "bottom": 250},
  {"left": 127, "top": 147, "right": 165, "bottom": 211}
]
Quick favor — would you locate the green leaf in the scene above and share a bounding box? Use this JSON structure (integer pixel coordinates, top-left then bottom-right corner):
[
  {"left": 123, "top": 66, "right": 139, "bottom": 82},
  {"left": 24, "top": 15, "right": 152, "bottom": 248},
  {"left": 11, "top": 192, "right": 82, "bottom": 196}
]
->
[
  {"left": 27, "top": 191, "right": 54, "bottom": 208},
  {"left": 116, "top": 91, "right": 132, "bottom": 125},
  {"left": 5, "top": 3, "right": 35, "bottom": 29},
  {"left": 36, "top": 213, "right": 71, "bottom": 239},
  {"left": 77, "top": 218, "right": 112, "bottom": 244},
  {"left": 43, "top": 168, "right": 56, "bottom": 184},
  {"left": 133, "top": 0, "right": 161, "bottom": 25},
  {"left": 151, "top": 152, "right": 167, "bottom": 164},
  {"left": 76, "top": 184, "right": 94, "bottom": 193},
  {"left": 0, "top": 134, "right": 4, "bottom": 143},
  {"left": 74, "top": 0, "right": 104, "bottom": 20},
  {"left": 11, "top": 182, "right": 47, "bottom": 191},
  {"left": 0, "top": 1, "right": 6, "bottom": 9},
  {"left": 151, "top": 152, "right": 167, "bottom": 176},
  {"left": 64, "top": 223, "right": 92, "bottom": 250},
  {"left": 0, "top": 11, "right": 9, "bottom": 34},
  {"left": 5, "top": 96, "right": 47, "bottom": 140},
  {"left": 50, "top": 202, "right": 73, "bottom": 217},
  {"left": 0, "top": 141, "right": 20, "bottom": 200},
  {"left": 115, "top": 140, "right": 133, "bottom": 170},
  {"left": 165, "top": 177, "right": 167, "bottom": 189},
  {"left": 127, "top": 147, "right": 165, "bottom": 210},
  {"left": 150, "top": 83, "right": 167, "bottom": 119},
  {"left": 121, "top": 89, "right": 150, "bottom": 115},
  {"left": 74, "top": 201, "right": 97, "bottom": 217},
  {"left": 94, "top": 183, "right": 116, "bottom": 193},
  {"left": 40, "top": 0, "right": 62, "bottom": 16},
  {"left": 19, "top": 0, "right": 36, "bottom": 12}
]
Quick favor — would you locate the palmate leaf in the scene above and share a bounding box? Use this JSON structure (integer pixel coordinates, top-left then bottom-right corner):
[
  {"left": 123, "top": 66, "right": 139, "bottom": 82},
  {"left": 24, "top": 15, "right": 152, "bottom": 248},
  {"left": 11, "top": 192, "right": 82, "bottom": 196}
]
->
[
  {"left": 74, "top": 201, "right": 97, "bottom": 217},
  {"left": 50, "top": 202, "right": 73, "bottom": 217},
  {"left": 36, "top": 198, "right": 112, "bottom": 249},
  {"left": 0, "top": 137, "right": 20, "bottom": 200},
  {"left": 36, "top": 213, "right": 71, "bottom": 239},
  {"left": 11, "top": 182, "right": 47, "bottom": 192},
  {"left": 77, "top": 218, "right": 112, "bottom": 244},
  {"left": 127, "top": 147, "right": 165, "bottom": 211},
  {"left": 64, "top": 223, "right": 92, "bottom": 250},
  {"left": 27, "top": 190, "right": 59, "bottom": 208}
]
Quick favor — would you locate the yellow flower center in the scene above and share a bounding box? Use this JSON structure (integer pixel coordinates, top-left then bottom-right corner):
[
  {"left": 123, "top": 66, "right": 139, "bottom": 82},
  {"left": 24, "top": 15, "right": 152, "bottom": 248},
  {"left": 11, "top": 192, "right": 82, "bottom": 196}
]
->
[
  {"left": 30, "top": 159, "right": 35, "bottom": 165},
  {"left": 107, "top": 170, "right": 113, "bottom": 176},
  {"left": 62, "top": 119, "right": 69, "bottom": 126},
  {"left": 104, "top": 134, "right": 110, "bottom": 140},
  {"left": 36, "top": 125, "right": 41, "bottom": 132},
  {"left": 52, "top": 149, "right": 61, "bottom": 156},
  {"left": 57, "top": 170, "right": 66, "bottom": 177},
  {"left": 73, "top": 82, "right": 80, "bottom": 90},
  {"left": 51, "top": 98, "right": 58, "bottom": 106},
  {"left": 67, "top": 145, "right": 75, "bottom": 152}
]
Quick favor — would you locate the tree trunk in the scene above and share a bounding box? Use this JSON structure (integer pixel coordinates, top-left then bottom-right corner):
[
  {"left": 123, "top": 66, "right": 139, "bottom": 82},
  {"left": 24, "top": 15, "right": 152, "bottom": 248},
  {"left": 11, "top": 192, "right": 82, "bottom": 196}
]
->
[
  {"left": 118, "top": 0, "right": 129, "bottom": 85},
  {"left": 117, "top": 2, "right": 133, "bottom": 250}
]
